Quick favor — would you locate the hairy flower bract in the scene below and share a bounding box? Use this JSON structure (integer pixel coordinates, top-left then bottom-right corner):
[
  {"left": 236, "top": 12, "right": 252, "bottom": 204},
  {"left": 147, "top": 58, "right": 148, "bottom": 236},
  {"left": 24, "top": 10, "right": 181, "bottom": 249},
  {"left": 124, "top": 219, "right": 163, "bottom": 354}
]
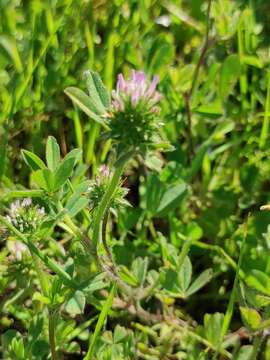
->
[{"left": 88, "top": 165, "right": 129, "bottom": 211}]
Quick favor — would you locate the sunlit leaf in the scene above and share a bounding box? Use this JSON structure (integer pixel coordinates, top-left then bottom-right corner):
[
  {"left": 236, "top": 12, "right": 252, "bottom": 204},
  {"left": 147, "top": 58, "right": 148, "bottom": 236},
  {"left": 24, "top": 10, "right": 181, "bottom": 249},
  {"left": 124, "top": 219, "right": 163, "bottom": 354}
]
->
[{"left": 64, "top": 87, "right": 109, "bottom": 129}]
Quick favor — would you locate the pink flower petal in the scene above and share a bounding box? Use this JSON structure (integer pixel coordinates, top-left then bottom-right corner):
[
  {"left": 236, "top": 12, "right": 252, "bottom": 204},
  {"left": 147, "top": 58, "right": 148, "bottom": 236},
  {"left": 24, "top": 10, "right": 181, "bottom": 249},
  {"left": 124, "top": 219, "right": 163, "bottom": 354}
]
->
[
  {"left": 131, "top": 89, "right": 140, "bottom": 106},
  {"left": 131, "top": 69, "right": 136, "bottom": 82},
  {"left": 112, "top": 70, "right": 161, "bottom": 112},
  {"left": 146, "top": 75, "right": 159, "bottom": 98},
  {"left": 117, "top": 73, "right": 126, "bottom": 92}
]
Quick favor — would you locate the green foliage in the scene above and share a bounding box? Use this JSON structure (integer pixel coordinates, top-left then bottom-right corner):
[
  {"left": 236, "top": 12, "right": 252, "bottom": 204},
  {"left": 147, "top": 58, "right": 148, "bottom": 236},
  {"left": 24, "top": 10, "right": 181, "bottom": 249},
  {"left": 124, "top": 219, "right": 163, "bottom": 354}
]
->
[
  {"left": 204, "top": 312, "right": 224, "bottom": 348},
  {"left": 64, "top": 86, "right": 109, "bottom": 128},
  {"left": 2, "top": 0, "right": 270, "bottom": 359},
  {"left": 240, "top": 307, "right": 262, "bottom": 331}
]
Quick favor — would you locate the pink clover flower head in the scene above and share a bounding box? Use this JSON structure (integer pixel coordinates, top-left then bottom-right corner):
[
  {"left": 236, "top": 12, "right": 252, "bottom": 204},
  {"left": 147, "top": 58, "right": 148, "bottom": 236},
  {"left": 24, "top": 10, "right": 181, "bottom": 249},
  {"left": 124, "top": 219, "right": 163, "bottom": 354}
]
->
[
  {"left": 111, "top": 70, "right": 161, "bottom": 112},
  {"left": 108, "top": 69, "right": 165, "bottom": 153}
]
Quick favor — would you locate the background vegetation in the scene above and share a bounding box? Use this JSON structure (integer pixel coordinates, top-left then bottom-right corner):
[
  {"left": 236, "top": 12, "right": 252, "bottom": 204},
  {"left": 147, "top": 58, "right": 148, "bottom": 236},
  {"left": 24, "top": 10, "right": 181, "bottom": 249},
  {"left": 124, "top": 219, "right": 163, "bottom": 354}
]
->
[{"left": 2, "top": 0, "right": 270, "bottom": 359}]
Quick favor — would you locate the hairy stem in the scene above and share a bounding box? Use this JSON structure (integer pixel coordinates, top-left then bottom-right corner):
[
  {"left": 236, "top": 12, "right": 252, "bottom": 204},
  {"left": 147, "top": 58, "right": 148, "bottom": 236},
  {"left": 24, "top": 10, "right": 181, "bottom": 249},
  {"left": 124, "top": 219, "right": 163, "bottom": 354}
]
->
[
  {"left": 92, "top": 161, "right": 126, "bottom": 251},
  {"left": 84, "top": 159, "right": 131, "bottom": 359},
  {"left": 32, "top": 255, "right": 58, "bottom": 360},
  {"left": 184, "top": 0, "right": 213, "bottom": 161},
  {"left": 251, "top": 334, "right": 264, "bottom": 360},
  {"left": 99, "top": 209, "right": 133, "bottom": 296},
  {"left": 101, "top": 209, "right": 114, "bottom": 264},
  {"left": 57, "top": 202, "right": 93, "bottom": 256},
  {"left": 189, "top": 0, "right": 212, "bottom": 97},
  {"left": 33, "top": 255, "right": 50, "bottom": 298},
  {"left": 49, "top": 310, "right": 58, "bottom": 360}
]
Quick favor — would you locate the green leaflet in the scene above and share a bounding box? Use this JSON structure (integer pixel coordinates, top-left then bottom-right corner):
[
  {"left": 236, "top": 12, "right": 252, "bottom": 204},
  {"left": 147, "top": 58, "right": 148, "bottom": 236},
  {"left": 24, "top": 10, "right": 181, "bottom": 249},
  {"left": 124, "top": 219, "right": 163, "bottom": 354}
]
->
[{"left": 64, "top": 87, "right": 109, "bottom": 129}]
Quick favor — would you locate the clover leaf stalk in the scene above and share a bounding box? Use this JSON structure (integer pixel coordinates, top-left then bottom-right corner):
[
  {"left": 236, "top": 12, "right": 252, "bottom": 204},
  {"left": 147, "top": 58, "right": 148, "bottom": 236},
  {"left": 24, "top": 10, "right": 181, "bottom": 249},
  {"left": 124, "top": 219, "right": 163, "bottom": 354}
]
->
[
  {"left": 32, "top": 254, "right": 58, "bottom": 360},
  {"left": 92, "top": 159, "right": 127, "bottom": 254}
]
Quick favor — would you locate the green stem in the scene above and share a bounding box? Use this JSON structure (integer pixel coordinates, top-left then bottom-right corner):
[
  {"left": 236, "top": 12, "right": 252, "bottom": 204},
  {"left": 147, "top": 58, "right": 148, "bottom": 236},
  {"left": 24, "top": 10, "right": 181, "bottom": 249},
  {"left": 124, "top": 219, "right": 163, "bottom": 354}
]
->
[
  {"left": 92, "top": 161, "right": 126, "bottom": 251},
  {"left": 84, "top": 283, "right": 116, "bottom": 360},
  {"left": 148, "top": 219, "right": 157, "bottom": 239},
  {"left": 28, "top": 242, "right": 75, "bottom": 287},
  {"left": 49, "top": 310, "right": 58, "bottom": 360},
  {"left": 213, "top": 217, "right": 249, "bottom": 360},
  {"left": 32, "top": 256, "right": 58, "bottom": 360},
  {"left": 2, "top": 190, "right": 45, "bottom": 201},
  {"left": 84, "top": 160, "right": 130, "bottom": 360},
  {"left": 185, "top": 328, "right": 232, "bottom": 359},
  {"left": 3, "top": 220, "right": 60, "bottom": 359},
  {"left": 259, "top": 70, "right": 270, "bottom": 148},
  {"left": 86, "top": 122, "right": 100, "bottom": 164},
  {"left": 57, "top": 201, "right": 82, "bottom": 237},
  {"left": 237, "top": 16, "right": 248, "bottom": 115},
  {"left": 251, "top": 334, "right": 263, "bottom": 360},
  {"left": 184, "top": 0, "right": 213, "bottom": 161},
  {"left": 33, "top": 255, "right": 50, "bottom": 297},
  {"left": 57, "top": 201, "right": 93, "bottom": 255},
  {"left": 101, "top": 209, "right": 113, "bottom": 264},
  {"left": 189, "top": 0, "right": 212, "bottom": 98},
  {"left": 99, "top": 209, "right": 133, "bottom": 296},
  {"left": 193, "top": 241, "right": 245, "bottom": 279}
]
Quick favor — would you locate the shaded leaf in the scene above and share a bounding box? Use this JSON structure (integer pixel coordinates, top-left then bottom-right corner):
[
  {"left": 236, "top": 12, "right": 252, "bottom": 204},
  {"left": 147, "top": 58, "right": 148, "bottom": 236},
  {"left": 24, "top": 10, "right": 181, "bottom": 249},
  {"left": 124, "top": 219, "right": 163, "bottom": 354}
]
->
[
  {"left": 179, "top": 256, "right": 192, "bottom": 292},
  {"left": 156, "top": 182, "right": 186, "bottom": 216},
  {"left": 65, "top": 290, "right": 86, "bottom": 316},
  {"left": 235, "top": 346, "right": 253, "bottom": 360},
  {"left": 132, "top": 257, "right": 148, "bottom": 286},
  {"left": 187, "top": 269, "right": 213, "bottom": 296},
  {"left": 66, "top": 194, "right": 89, "bottom": 217},
  {"left": 146, "top": 175, "right": 164, "bottom": 215}
]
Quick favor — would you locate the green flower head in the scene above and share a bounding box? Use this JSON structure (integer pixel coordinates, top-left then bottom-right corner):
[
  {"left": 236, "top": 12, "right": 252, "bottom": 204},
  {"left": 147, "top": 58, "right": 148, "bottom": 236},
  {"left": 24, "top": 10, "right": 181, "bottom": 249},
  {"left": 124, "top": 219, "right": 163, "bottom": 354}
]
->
[
  {"left": 88, "top": 165, "right": 129, "bottom": 211},
  {"left": 6, "top": 198, "right": 46, "bottom": 235}
]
